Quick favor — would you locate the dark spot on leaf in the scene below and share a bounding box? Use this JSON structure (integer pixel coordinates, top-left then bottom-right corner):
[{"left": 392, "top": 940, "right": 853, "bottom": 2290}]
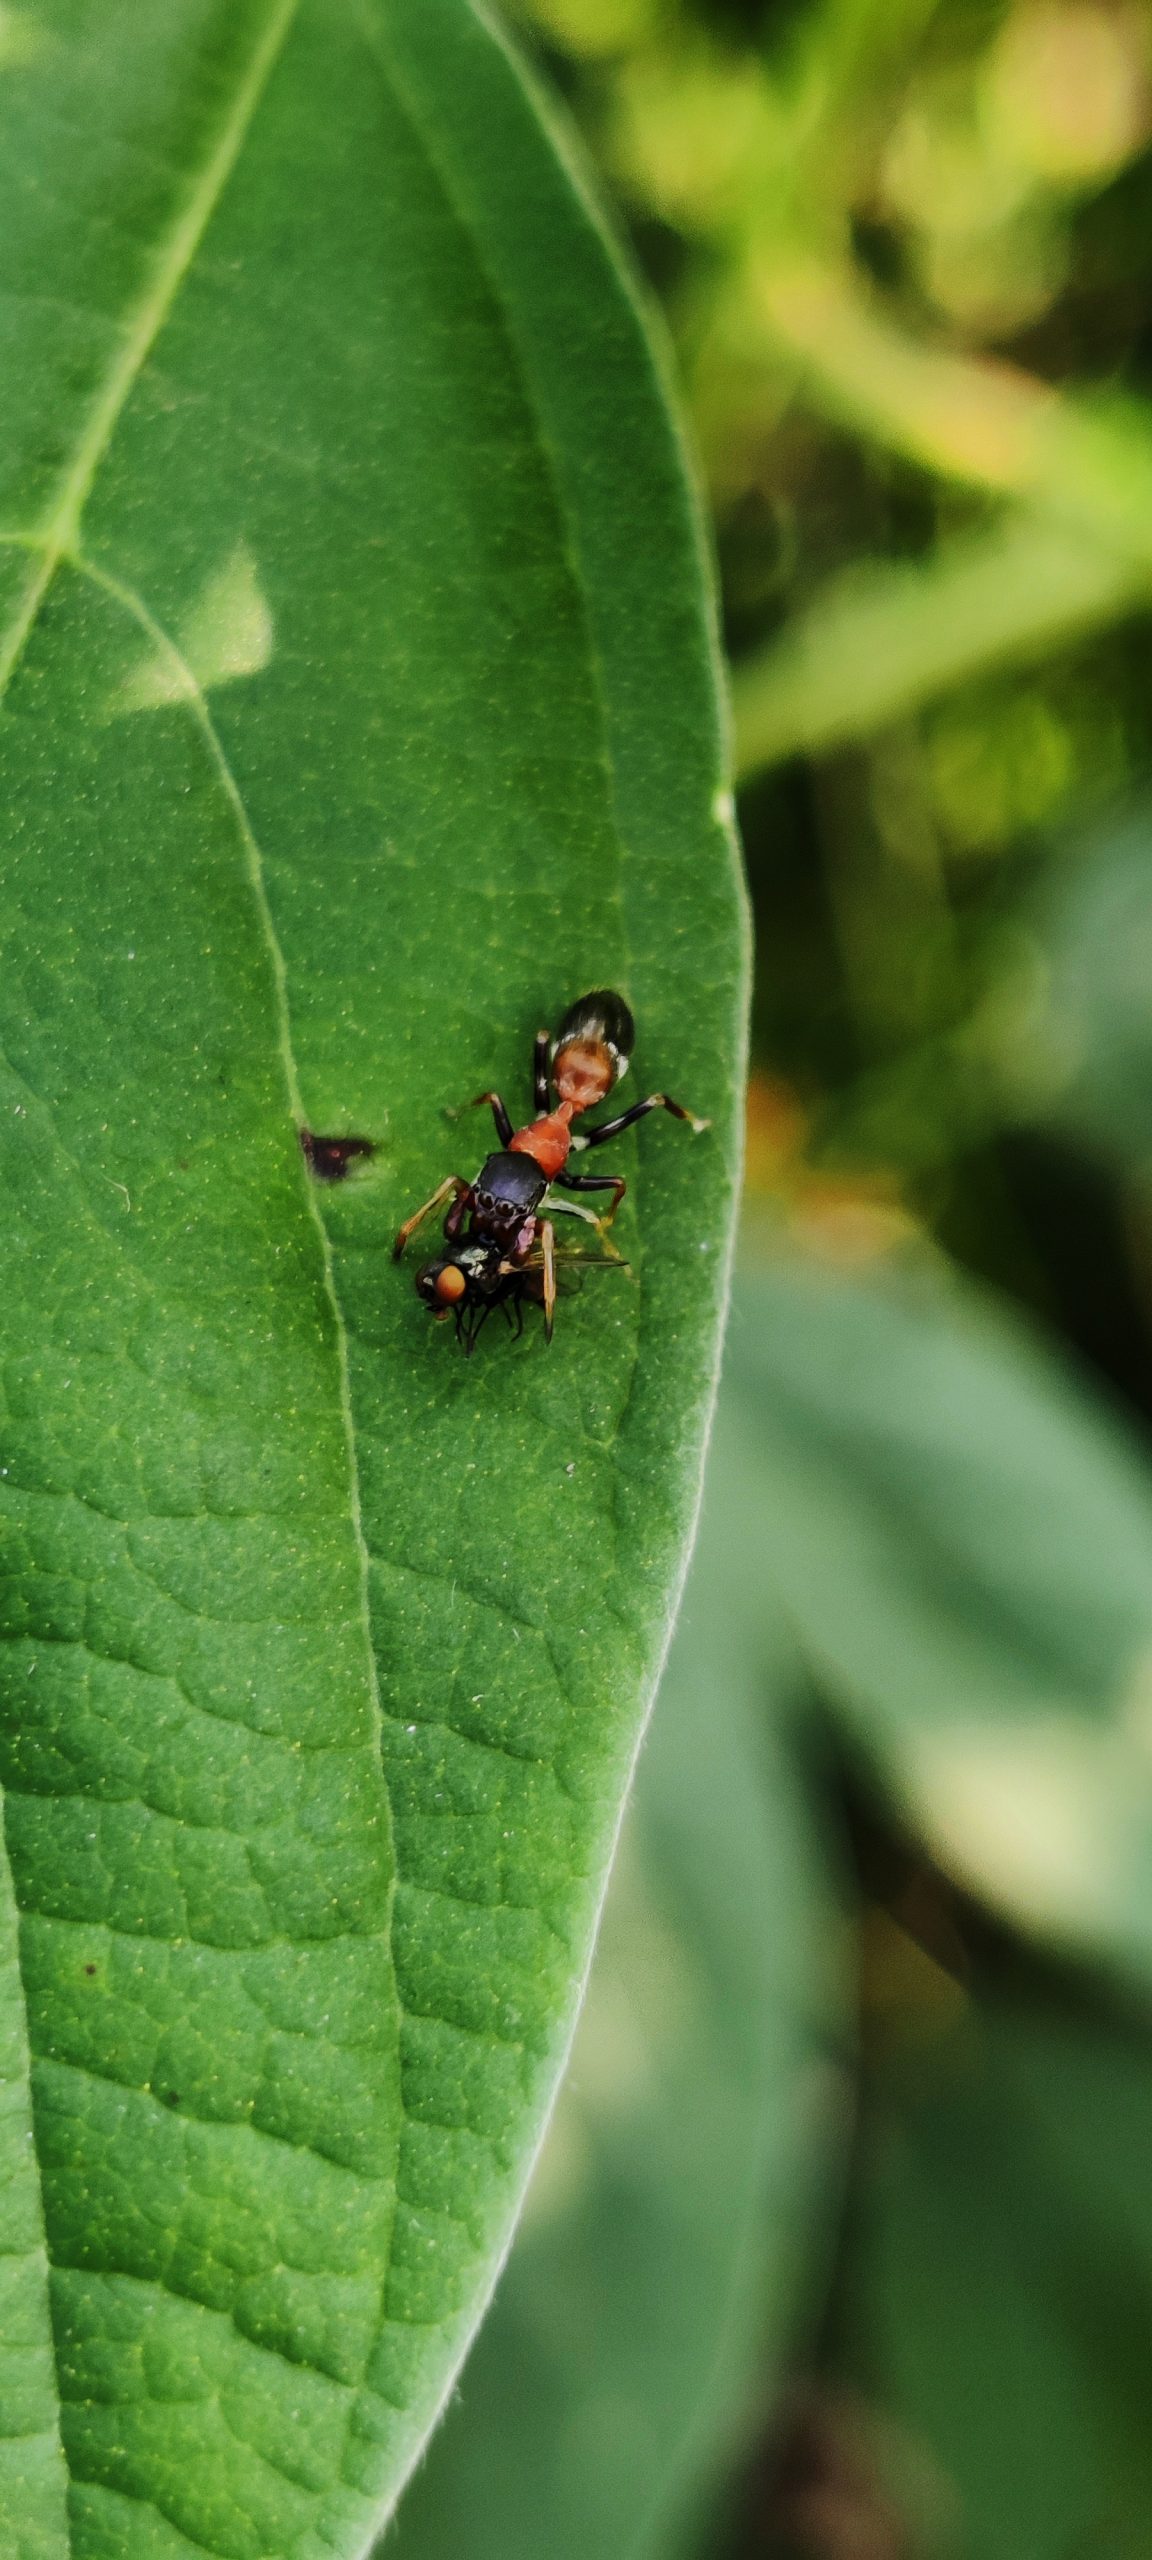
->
[
  {"left": 300, "top": 1128, "right": 376, "bottom": 1181},
  {"left": 164, "top": 2091, "right": 180, "bottom": 2107},
  {"left": 83, "top": 1964, "right": 96, "bottom": 1977}
]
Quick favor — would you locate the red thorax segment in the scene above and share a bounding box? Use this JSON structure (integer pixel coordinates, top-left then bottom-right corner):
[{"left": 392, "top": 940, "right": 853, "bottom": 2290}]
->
[{"left": 510, "top": 1104, "right": 573, "bottom": 1180}]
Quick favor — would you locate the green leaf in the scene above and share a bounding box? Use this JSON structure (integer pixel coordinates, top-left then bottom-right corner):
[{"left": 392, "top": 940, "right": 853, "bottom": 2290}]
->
[
  {"left": 837, "top": 1967, "right": 1152, "bottom": 2560},
  {"left": 0, "top": 6, "right": 746, "bottom": 2554},
  {"left": 1017, "top": 799, "right": 1152, "bottom": 1172},
  {"left": 724, "top": 1250, "right": 1152, "bottom": 1985},
  {"left": 388, "top": 1382, "right": 849, "bottom": 2560}
]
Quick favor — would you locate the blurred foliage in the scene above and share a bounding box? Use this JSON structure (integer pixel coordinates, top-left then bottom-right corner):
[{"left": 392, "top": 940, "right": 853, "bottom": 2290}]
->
[
  {"left": 396, "top": 4, "right": 1152, "bottom": 2556},
  {"left": 705, "top": 1251, "right": 1152, "bottom": 2556},
  {"left": 508, "top": 0, "right": 1152, "bottom": 1364}
]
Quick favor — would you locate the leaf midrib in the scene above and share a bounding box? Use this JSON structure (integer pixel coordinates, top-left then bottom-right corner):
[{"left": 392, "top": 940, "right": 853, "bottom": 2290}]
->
[
  {"left": 0, "top": 0, "right": 301, "bottom": 696},
  {"left": 361, "top": 1, "right": 651, "bottom": 1631}
]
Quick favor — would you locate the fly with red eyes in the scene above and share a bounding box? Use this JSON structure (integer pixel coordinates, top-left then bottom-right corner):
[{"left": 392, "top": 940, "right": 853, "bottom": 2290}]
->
[{"left": 392, "top": 989, "right": 708, "bottom": 1350}]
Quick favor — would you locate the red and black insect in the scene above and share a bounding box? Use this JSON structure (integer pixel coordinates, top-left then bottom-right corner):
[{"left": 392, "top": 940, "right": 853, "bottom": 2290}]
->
[{"left": 393, "top": 989, "right": 707, "bottom": 1349}]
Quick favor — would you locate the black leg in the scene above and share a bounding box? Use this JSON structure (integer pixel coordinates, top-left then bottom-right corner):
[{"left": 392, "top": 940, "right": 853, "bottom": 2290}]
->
[
  {"left": 461, "top": 1296, "right": 495, "bottom": 1356},
  {"left": 553, "top": 1167, "right": 627, "bottom": 1226},
  {"left": 471, "top": 1090, "right": 515, "bottom": 1146},
  {"left": 533, "top": 1029, "right": 552, "bottom": 1113},
  {"left": 580, "top": 1092, "right": 709, "bottom": 1145}
]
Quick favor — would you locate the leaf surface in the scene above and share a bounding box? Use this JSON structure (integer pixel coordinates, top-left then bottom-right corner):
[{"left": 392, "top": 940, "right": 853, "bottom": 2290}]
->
[{"left": 0, "top": 6, "right": 746, "bottom": 2553}]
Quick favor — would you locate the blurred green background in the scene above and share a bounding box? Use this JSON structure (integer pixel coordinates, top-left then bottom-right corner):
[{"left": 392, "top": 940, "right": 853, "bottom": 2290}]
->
[
  {"left": 507, "top": 0, "right": 1152, "bottom": 1311},
  {"left": 388, "top": 3, "right": 1152, "bottom": 2554}
]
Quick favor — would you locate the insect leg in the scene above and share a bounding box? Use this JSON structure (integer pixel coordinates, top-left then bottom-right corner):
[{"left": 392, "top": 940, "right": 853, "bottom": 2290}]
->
[
  {"left": 553, "top": 1167, "right": 628, "bottom": 1227},
  {"left": 545, "top": 1193, "right": 627, "bottom": 1255},
  {"left": 544, "top": 1249, "right": 633, "bottom": 1268},
  {"left": 470, "top": 1091, "right": 515, "bottom": 1146},
  {"left": 581, "top": 1092, "right": 709, "bottom": 1144},
  {"left": 546, "top": 1196, "right": 599, "bottom": 1227},
  {"left": 392, "top": 1175, "right": 470, "bottom": 1260},
  {"left": 463, "top": 1297, "right": 494, "bottom": 1357},
  {"left": 541, "top": 1219, "right": 556, "bottom": 1342}
]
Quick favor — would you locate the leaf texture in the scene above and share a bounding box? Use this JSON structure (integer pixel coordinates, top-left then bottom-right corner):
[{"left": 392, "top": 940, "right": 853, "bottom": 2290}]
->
[{"left": 0, "top": 4, "right": 746, "bottom": 2552}]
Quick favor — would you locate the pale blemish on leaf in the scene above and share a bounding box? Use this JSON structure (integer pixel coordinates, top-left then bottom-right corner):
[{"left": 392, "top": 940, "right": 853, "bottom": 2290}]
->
[{"left": 118, "top": 540, "right": 273, "bottom": 708}]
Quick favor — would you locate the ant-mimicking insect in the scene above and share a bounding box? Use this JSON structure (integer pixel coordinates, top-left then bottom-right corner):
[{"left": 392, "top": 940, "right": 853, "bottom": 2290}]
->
[{"left": 392, "top": 989, "right": 708, "bottom": 1351}]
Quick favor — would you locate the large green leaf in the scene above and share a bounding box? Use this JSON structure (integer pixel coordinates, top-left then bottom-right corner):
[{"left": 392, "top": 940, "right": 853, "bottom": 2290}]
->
[
  {"left": 388, "top": 1382, "right": 849, "bottom": 2560},
  {"left": 0, "top": 6, "right": 746, "bottom": 2554},
  {"left": 837, "top": 1964, "right": 1152, "bottom": 2560},
  {"left": 725, "top": 1248, "right": 1152, "bottom": 1985},
  {"left": 1015, "top": 798, "right": 1152, "bottom": 1173}
]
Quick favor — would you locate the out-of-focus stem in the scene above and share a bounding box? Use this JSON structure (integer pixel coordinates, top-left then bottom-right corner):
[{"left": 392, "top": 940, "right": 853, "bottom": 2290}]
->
[{"left": 733, "top": 512, "right": 1145, "bottom": 775}]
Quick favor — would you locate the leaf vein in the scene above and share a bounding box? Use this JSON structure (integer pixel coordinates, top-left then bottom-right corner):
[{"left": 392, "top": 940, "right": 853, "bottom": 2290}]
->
[
  {"left": 0, "top": 0, "right": 301, "bottom": 695},
  {"left": 37, "top": 2055, "right": 394, "bottom": 2185}
]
